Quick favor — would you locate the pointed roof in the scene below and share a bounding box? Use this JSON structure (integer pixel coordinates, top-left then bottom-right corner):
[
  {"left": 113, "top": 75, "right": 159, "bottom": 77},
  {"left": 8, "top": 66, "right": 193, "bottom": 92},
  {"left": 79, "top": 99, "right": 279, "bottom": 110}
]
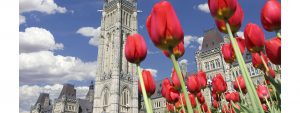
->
[
  {"left": 58, "top": 83, "right": 76, "bottom": 99},
  {"left": 200, "top": 29, "right": 224, "bottom": 52},
  {"left": 35, "top": 93, "right": 50, "bottom": 106}
]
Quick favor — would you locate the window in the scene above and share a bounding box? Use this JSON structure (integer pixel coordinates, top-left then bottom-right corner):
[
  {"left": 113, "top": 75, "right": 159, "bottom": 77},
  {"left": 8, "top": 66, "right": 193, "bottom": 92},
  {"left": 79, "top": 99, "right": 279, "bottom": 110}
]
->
[
  {"left": 205, "top": 62, "right": 210, "bottom": 70},
  {"left": 210, "top": 61, "right": 214, "bottom": 69},
  {"left": 215, "top": 59, "right": 221, "bottom": 68},
  {"left": 103, "top": 88, "right": 109, "bottom": 107},
  {"left": 121, "top": 88, "right": 130, "bottom": 112},
  {"left": 251, "top": 67, "right": 255, "bottom": 75}
]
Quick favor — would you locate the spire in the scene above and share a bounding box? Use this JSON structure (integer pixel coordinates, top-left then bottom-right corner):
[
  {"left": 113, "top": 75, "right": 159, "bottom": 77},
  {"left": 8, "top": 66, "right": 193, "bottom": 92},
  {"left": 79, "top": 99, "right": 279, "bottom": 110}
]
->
[{"left": 89, "top": 81, "right": 94, "bottom": 90}]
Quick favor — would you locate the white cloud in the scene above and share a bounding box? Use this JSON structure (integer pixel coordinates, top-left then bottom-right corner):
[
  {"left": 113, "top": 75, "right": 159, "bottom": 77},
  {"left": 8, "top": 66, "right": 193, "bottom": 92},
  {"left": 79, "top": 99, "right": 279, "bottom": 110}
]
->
[
  {"left": 20, "top": 15, "right": 26, "bottom": 25},
  {"left": 19, "top": 51, "right": 97, "bottom": 84},
  {"left": 19, "top": 84, "right": 89, "bottom": 113},
  {"left": 144, "top": 68, "right": 158, "bottom": 78},
  {"left": 236, "top": 31, "right": 245, "bottom": 39},
  {"left": 19, "top": 27, "right": 64, "bottom": 53},
  {"left": 19, "top": 0, "right": 67, "bottom": 14},
  {"left": 179, "top": 59, "right": 188, "bottom": 65},
  {"left": 197, "top": 3, "right": 210, "bottom": 13},
  {"left": 197, "top": 36, "right": 204, "bottom": 50},
  {"left": 77, "top": 27, "right": 101, "bottom": 47}
]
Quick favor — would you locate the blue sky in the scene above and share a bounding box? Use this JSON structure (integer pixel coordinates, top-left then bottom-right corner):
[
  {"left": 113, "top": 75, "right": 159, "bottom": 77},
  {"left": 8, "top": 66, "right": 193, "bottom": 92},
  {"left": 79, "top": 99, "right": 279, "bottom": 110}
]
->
[{"left": 19, "top": 0, "right": 280, "bottom": 112}]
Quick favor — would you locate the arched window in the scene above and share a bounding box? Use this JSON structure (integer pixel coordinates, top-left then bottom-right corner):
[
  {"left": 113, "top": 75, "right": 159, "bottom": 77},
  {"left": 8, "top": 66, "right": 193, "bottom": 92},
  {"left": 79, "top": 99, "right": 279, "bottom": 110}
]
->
[
  {"left": 103, "top": 88, "right": 109, "bottom": 108},
  {"left": 121, "top": 88, "right": 130, "bottom": 112}
]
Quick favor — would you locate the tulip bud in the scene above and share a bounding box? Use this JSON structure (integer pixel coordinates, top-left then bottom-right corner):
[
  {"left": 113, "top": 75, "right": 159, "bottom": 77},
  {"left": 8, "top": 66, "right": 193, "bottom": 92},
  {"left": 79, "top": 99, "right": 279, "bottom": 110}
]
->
[
  {"left": 244, "top": 23, "right": 265, "bottom": 53},
  {"left": 212, "top": 73, "right": 228, "bottom": 94},
  {"left": 212, "top": 100, "right": 220, "bottom": 109},
  {"left": 215, "top": 2, "right": 244, "bottom": 34},
  {"left": 162, "top": 78, "right": 172, "bottom": 97},
  {"left": 146, "top": 1, "right": 184, "bottom": 50},
  {"left": 167, "top": 103, "right": 175, "bottom": 112},
  {"left": 256, "top": 85, "right": 270, "bottom": 102},
  {"left": 163, "top": 41, "right": 185, "bottom": 59},
  {"left": 233, "top": 75, "right": 247, "bottom": 94},
  {"left": 231, "top": 91, "right": 240, "bottom": 103},
  {"left": 222, "top": 104, "right": 229, "bottom": 113},
  {"left": 225, "top": 92, "right": 231, "bottom": 102},
  {"left": 196, "top": 92, "right": 205, "bottom": 104},
  {"left": 175, "top": 98, "right": 182, "bottom": 110},
  {"left": 231, "top": 37, "right": 246, "bottom": 54},
  {"left": 212, "top": 89, "right": 220, "bottom": 101},
  {"left": 197, "top": 71, "right": 207, "bottom": 89},
  {"left": 252, "top": 52, "right": 268, "bottom": 71},
  {"left": 201, "top": 103, "right": 208, "bottom": 112},
  {"left": 171, "top": 69, "right": 184, "bottom": 91},
  {"left": 261, "top": 0, "right": 281, "bottom": 32},
  {"left": 266, "top": 66, "right": 276, "bottom": 85},
  {"left": 265, "top": 37, "right": 281, "bottom": 65},
  {"left": 261, "top": 103, "right": 269, "bottom": 112},
  {"left": 222, "top": 43, "right": 235, "bottom": 64},
  {"left": 208, "top": 0, "right": 238, "bottom": 20},
  {"left": 163, "top": 84, "right": 180, "bottom": 103},
  {"left": 182, "top": 93, "right": 197, "bottom": 108},
  {"left": 187, "top": 74, "right": 200, "bottom": 94},
  {"left": 125, "top": 34, "right": 147, "bottom": 64},
  {"left": 229, "top": 103, "right": 240, "bottom": 113},
  {"left": 138, "top": 70, "right": 156, "bottom": 97}
]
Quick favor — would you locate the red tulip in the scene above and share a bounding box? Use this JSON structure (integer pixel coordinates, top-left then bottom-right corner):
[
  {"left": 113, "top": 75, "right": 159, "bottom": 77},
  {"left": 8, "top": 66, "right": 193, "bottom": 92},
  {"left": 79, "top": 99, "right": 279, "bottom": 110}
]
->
[
  {"left": 182, "top": 93, "right": 197, "bottom": 108},
  {"left": 222, "top": 43, "right": 235, "bottom": 64},
  {"left": 261, "top": 103, "right": 269, "bottom": 112},
  {"left": 163, "top": 41, "right": 185, "bottom": 59},
  {"left": 212, "top": 73, "right": 227, "bottom": 94},
  {"left": 175, "top": 98, "right": 182, "bottom": 110},
  {"left": 138, "top": 70, "right": 156, "bottom": 96},
  {"left": 233, "top": 75, "right": 247, "bottom": 94},
  {"left": 171, "top": 69, "right": 184, "bottom": 91},
  {"left": 201, "top": 102, "right": 208, "bottom": 112},
  {"left": 222, "top": 104, "right": 229, "bottom": 113},
  {"left": 146, "top": 1, "right": 184, "bottom": 50},
  {"left": 212, "top": 100, "right": 220, "bottom": 108},
  {"left": 252, "top": 52, "right": 268, "bottom": 71},
  {"left": 228, "top": 103, "right": 240, "bottom": 113},
  {"left": 261, "top": 0, "right": 281, "bottom": 32},
  {"left": 231, "top": 37, "right": 246, "bottom": 54},
  {"left": 215, "top": 2, "right": 244, "bottom": 34},
  {"left": 231, "top": 91, "right": 240, "bottom": 102},
  {"left": 197, "top": 71, "right": 207, "bottom": 89},
  {"left": 187, "top": 74, "right": 200, "bottom": 94},
  {"left": 125, "top": 34, "right": 147, "bottom": 64},
  {"left": 244, "top": 23, "right": 265, "bottom": 53},
  {"left": 265, "top": 37, "right": 281, "bottom": 65},
  {"left": 162, "top": 78, "right": 172, "bottom": 97},
  {"left": 163, "top": 84, "right": 180, "bottom": 103},
  {"left": 266, "top": 66, "right": 276, "bottom": 85},
  {"left": 208, "top": 0, "right": 238, "bottom": 20},
  {"left": 167, "top": 103, "right": 175, "bottom": 112},
  {"left": 196, "top": 92, "right": 205, "bottom": 104},
  {"left": 225, "top": 92, "right": 231, "bottom": 102},
  {"left": 212, "top": 89, "right": 220, "bottom": 101},
  {"left": 256, "top": 85, "right": 270, "bottom": 102}
]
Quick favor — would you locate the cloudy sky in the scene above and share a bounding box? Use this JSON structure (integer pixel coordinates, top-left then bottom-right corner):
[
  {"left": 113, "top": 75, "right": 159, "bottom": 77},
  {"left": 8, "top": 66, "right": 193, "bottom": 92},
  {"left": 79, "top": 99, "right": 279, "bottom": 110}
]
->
[{"left": 19, "top": 0, "right": 279, "bottom": 112}]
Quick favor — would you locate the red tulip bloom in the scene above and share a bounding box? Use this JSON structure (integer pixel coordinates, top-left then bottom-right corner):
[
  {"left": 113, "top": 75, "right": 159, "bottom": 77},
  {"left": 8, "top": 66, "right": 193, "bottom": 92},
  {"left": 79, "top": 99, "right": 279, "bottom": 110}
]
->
[
  {"left": 261, "top": 103, "right": 269, "bottom": 112},
  {"left": 201, "top": 103, "right": 208, "bottom": 112},
  {"left": 163, "top": 84, "right": 180, "bottom": 103},
  {"left": 244, "top": 23, "right": 265, "bottom": 53},
  {"left": 187, "top": 74, "right": 200, "bottom": 94},
  {"left": 252, "top": 52, "right": 268, "bottom": 71},
  {"left": 231, "top": 37, "right": 246, "bottom": 54},
  {"left": 125, "top": 34, "right": 147, "bottom": 64},
  {"left": 212, "top": 89, "right": 220, "bottom": 101},
  {"left": 215, "top": 2, "right": 244, "bottom": 34},
  {"left": 222, "top": 104, "right": 229, "bottom": 113},
  {"left": 212, "top": 73, "right": 228, "bottom": 94},
  {"left": 265, "top": 37, "right": 281, "bottom": 65},
  {"left": 208, "top": 0, "right": 238, "bottom": 20},
  {"left": 212, "top": 100, "right": 220, "bottom": 108},
  {"left": 163, "top": 41, "right": 185, "bottom": 59},
  {"left": 138, "top": 70, "right": 156, "bottom": 96},
  {"left": 256, "top": 85, "right": 270, "bottom": 102},
  {"left": 182, "top": 93, "right": 197, "bottom": 108},
  {"left": 166, "top": 103, "right": 175, "bottom": 112},
  {"left": 233, "top": 75, "right": 247, "bottom": 94},
  {"left": 146, "top": 1, "right": 184, "bottom": 50},
  {"left": 225, "top": 92, "right": 231, "bottom": 102},
  {"left": 162, "top": 78, "right": 172, "bottom": 97},
  {"left": 231, "top": 91, "right": 240, "bottom": 103},
  {"left": 196, "top": 92, "right": 205, "bottom": 104},
  {"left": 171, "top": 69, "right": 184, "bottom": 91},
  {"left": 197, "top": 71, "right": 207, "bottom": 89},
  {"left": 261, "top": 0, "right": 281, "bottom": 32},
  {"left": 175, "top": 98, "right": 182, "bottom": 110},
  {"left": 222, "top": 43, "right": 235, "bottom": 64},
  {"left": 266, "top": 66, "right": 276, "bottom": 84}
]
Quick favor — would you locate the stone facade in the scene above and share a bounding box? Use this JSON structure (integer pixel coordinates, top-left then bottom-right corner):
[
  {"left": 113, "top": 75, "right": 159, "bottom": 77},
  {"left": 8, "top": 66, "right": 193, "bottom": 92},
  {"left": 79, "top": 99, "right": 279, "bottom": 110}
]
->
[{"left": 93, "top": 0, "right": 139, "bottom": 113}]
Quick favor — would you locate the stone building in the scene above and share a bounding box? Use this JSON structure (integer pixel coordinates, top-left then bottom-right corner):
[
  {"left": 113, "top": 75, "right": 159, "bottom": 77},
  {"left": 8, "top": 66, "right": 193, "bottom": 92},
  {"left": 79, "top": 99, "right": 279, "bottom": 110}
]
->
[
  {"left": 30, "top": 82, "right": 94, "bottom": 113},
  {"left": 93, "top": 0, "right": 139, "bottom": 113}
]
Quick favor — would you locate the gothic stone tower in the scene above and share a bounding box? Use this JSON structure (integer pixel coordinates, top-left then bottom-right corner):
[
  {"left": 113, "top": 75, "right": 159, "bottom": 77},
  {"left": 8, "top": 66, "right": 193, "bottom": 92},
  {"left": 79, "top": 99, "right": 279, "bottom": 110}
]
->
[{"left": 93, "top": 0, "right": 139, "bottom": 113}]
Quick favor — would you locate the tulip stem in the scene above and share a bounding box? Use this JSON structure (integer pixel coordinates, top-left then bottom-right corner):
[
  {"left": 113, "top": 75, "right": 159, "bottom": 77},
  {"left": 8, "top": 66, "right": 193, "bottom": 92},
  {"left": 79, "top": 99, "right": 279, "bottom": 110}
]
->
[
  {"left": 137, "top": 64, "right": 153, "bottom": 113},
  {"left": 264, "top": 96, "right": 273, "bottom": 113},
  {"left": 225, "top": 21, "right": 264, "bottom": 113},
  {"left": 276, "top": 30, "right": 281, "bottom": 38},
  {"left": 195, "top": 97, "right": 201, "bottom": 113},
  {"left": 170, "top": 53, "right": 194, "bottom": 113},
  {"left": 179, "top": 93, "right": 187, "bottom": 113}
]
